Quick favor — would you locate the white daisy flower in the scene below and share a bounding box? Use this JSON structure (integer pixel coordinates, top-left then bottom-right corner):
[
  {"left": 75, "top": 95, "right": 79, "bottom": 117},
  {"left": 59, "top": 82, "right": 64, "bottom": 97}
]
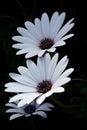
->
[
  {"left": 5, "top": 100, "right": 54, "bottom": 120},
  {"left": 12, "top": 11, "right": 74, "bottom": 58},
  {"left": 5, "top": 53, "right": 74, "bottom": 107}
]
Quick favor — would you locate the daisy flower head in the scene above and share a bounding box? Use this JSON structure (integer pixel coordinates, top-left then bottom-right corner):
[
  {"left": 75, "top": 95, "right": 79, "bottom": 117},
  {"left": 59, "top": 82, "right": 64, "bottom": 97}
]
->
[
  {"left": 5, "top": 53, "right": 74, "bottom": 107},
  {"left": 12, "top": 11, "right": 74, "bottom": 58},
  {"left": 5, "top": 100, "right": 54, "bottom": 120}
]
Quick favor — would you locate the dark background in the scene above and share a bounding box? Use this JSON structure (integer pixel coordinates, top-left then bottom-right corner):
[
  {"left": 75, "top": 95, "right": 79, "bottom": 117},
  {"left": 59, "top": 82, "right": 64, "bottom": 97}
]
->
[{"left": 0, "top": 0, "right": 87, "bottom": 129}]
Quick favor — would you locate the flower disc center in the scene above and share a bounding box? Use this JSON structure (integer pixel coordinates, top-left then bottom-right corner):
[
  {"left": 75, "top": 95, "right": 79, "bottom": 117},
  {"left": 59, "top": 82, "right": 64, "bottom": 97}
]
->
[
  {"left": 37, "top": 80, "right": 52, "bottom": 93},
  {"left": 24, "top": 104, "right": 36, "bottom": 114},
  {"left": 39, "top": 38, "right": 54, "bottom": 50}
]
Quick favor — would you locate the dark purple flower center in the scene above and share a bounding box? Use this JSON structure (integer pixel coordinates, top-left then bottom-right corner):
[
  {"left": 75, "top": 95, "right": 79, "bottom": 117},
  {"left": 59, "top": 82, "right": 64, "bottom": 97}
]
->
[
  {"left": 37, "top": 80, "right": 52, "bottom": 93},
  {"left": 39, "top": 38, "right": 54, "bottom": 50},
  {"left": 24, "top": 104, "right": 36, "bottom": 114}
]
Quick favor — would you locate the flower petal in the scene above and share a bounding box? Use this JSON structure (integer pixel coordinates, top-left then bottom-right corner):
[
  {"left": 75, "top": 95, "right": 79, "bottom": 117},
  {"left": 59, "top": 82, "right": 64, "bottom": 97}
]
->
[
  {"left": 51, "top": 55, "right": 68, "bottom": 83},
  {"left": 12, "top": 36, "right": 37, "bottom": 44},
  {"left": 34, "top": 18, "right": 44, "bottom": 38},
  {"left": 6, "top": 108, "right": 24, "bottom": 114},
  {"left": 47, "top": 53, "right": 59, "bottom": 80},
  {"left": 17, "top": 27, "right": 37, "bottom": 41},
  {"left": 9, "top": 73, "right": 37, "bottom": 86},
  {"left": 36, "top": 103, "right": 54, "bottom": 111},
  {"left": 50, "top": 12, "right": 66, "bottom": 39},
  {"left": 47, "top": 47, "right": 56, "bottom": 52},
  {"left": 9, "top": 93, "right": 41, "bottom": 105},
  {"left": 25, "top": 21, "right": 42, "bottom": 40},
  {"left": 26, "top": 60, "right": 42, "bottom": 82},
  {"left": 52, "top": 77, "right": 71, "bottom": 88},
  {"left": 18, "top": 93, "right": 41, "bottom": 107},
  {"left": 41, "top": 13, "right": 50, "bottom": 37},
  {"left": 12, "top": 43, "right": 37, "bottom": 49},
  {"left": 60, "top": 34, "right": 74, "bottom": 41},
  {"left": 25, "top": 48, "right": 40, "bottom": 58},
  {"left": 9, "top": 114, "right": 23, "bottom": 120},
  {"left": 5, "top": 84, "right": 36, "bottom": 93},
  {"left": 5, "top": 103, "right": 17, "bottom": 108},
  {"left": 36, "top": 90, "right": 53, "bottom": 104},
  {"left": 55, "top": 18, "right": 74, "bottom": 41},
  {"left": 59, "top": 68, "right": 74, "bottom": 79},
  {"left": 16, "top": 48, "right": 30, "bottom": 55},
  {"left": 50, "top": 11, "right": 59, "bottom": 37},
  {"left": 52, "top": 86, "right": 65, "bottom": 93},
  {"left": 33, "top": 111, "right": 47, "bottom": 118},
  {"left": 53, "top": 40, "right": 66, "bottom": 47}
]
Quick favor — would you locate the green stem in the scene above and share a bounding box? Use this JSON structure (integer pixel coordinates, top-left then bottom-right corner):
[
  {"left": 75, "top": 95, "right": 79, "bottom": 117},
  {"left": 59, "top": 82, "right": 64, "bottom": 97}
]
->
[
  {"left": 0, "top": 15, "right": 19, "bottom": 23},
  {"left": 16, "top": 0, "right": 29, "bottom": 19},
  {"left": 72, "top": 78, "right": 87, "bottom": 83},
  {"left": 50, "top": 95, "right": 79, "bottom": 109},
  {"left": 59, "top": 0, "right": 64, "bottom": 12},
  {"left": 30, "top": 115, "right": 35, "bottom": 130}
]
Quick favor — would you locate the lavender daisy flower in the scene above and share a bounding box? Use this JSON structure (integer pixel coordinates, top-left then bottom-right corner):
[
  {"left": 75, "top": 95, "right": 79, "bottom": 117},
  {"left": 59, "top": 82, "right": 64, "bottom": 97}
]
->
[{"left": 5, "top": 100, "right": 54, "bottom": 120}]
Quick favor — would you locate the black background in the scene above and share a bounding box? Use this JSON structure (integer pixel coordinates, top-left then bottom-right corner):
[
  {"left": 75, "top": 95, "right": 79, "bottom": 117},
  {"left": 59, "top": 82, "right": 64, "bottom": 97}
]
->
[{"left": 0, "top": 0, "right": 87, "bottom": 130}]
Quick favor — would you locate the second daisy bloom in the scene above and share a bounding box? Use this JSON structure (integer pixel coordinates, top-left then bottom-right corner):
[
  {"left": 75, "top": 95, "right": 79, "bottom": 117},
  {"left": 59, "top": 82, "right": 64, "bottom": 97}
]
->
[{"left": 5, "top": 53, "right": 74, "bottom": 107}]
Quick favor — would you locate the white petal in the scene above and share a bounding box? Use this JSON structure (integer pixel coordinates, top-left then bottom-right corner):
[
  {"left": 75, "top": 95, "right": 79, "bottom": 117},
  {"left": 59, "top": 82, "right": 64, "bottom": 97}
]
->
[
  {"left": 25, "top": 48, "right": 40, "bottom": 58},
  {"left": 17, "top": 27, "right": 38, "bottom": 42},
  {"left": 59, "top": 68, "right": 74, "bottom": 79},
  {"left": 38, "top": 50, "right": 46, "bottom": 57},
  {"left": 9, "top": 93, "right": 30, "bottom": 102},
  {"left": 16, "top": 48, "right": 30, "bottom": 55},
  {"left": 42, "top": 103, "right": 54, "bottom": 108},
  {"left": 53, "top": 40, "right": 66, "bottom": 47},
  {"left": 34, "top": 18, "right": 41, "bottom": 31},
  {"left": 17, "top": 98, "right": 29, "bottom": 107},
  {"left": 17, "top": 66, "right": 38, "bottom": 83},
  {"left": 36, "top": 103, "right": 53, "bottom": 111},
  {"left": 9, "top": 73, "right": 37, "bottom": 86},
  {"left": 41, "top": 13, "right": 50, "bottom": 37},
  {"left": 50, "top": 11, "right": 59, "bottom": 37},
  {"left": 26, "top": 93, "right": 41, "bottom": 104},
  {"left": 52, "top": 86, "right": 64, "bottom": 93},
  {"left": 47, "top": 53, "right": 59, "bottom": 80},
  {"left": 9, "top": 93, "right": 41, "bottom": 106},
  {"left": 5, "top": 85, "right": 36, "bottom": 93},
  {"left": 18, "top": 93, "right": 41, "bottom": 107},
  {"left": 26, "top": 60, "right": 42, "bottom": 82},
  {"left": 52, "top": 77, "right": 71, "bottom": 88},
  {"left": 33, "top": 111, "right": 47, "bottom": 118},
  {"left": 6, "top": 109, "right": 24, "bottom": 114},
  {"left": 12, "top": 36, "right": 37, "bottom": 44},
  {"left": 18, "top": 66, "right": 36, "bottom": 82},
  {"left": 37, "top": 53, "right": 51, "bottom": 80},
  {"left": 36, "top": 94, "right": 46, "bottom": 104},
  {"left": 36, "top": 90, "right": 53, "bottom": 104},
  {"left": 12, "top": 43, "right": 37, "bottom": 49},
  {"left": 10, "top": 114, "right": 23, "bottom": 120},
  {"left": 55, "top": 18, "right": 74, "bottom": 41},
  {"left": 37, "top": 56, "right": 45, "bottom": 80},
  {"left": 47, "top": 47, "right": 56, "bottom": 52},
  {"left": 44, "top": 53, "right": 51, "bottom": 79},
  {"left": 34, "top": 18, "right": 44, "bottom": 38},
  {"left": 50, "top": 12, "right": 66, "bottom": 39},
  {"left": 17, "top": 66, "right": 29, "bottom": 76},
  {"left": 45, "top": 90, "right": 53, "bottom": 97},
  {"left": 25, "top": 21, "right": 42, "bottom": 40},
  {"left": 60, "top": 34, "right": 74, "bottom": 41},
  {"left": 5, "top": 103, "right": 17, "bottom": 108},
  {"left": 51, "top": 56, "right": 68, "bottom": 83}
]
